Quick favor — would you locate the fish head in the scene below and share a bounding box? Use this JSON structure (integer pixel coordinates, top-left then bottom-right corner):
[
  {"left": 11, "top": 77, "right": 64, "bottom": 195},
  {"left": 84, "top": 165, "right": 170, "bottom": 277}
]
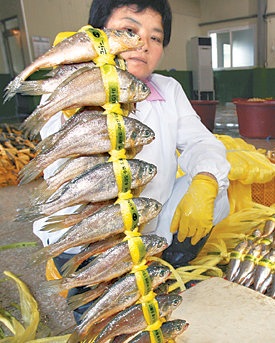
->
[
  {"left": 236, "top": 240, "right": 249, "bottom": 252},
  {"left": 143, "top": 234, "right": 168, "bottom": 256},
  {"left": 137, "top": 161, "right": 157, "bottom": 185},
  {"left": 137, "top": 198, "right": 162, "bottom": 223},
  {"left": 129, "top": 78, "right": 151, "bottom": 102},
  {"left": 263, "top": 219, "right": 275, "bottom": 237},
  {"left": 129, "top": 120, "right": 155, "bottom": 147},
  {"left": 117, "top": 69, "right": 150, "bottom": 103},
  {"left": 148, "top": 263, "right": 170, "bottom": 287},
  {"left": 105, "top": 29, "right": 143, "bottom": 53},
  {"left": 251, "top": 228, "right": 262, "bottom": 239},
  {"left": 158, "top": 294, "right": 183, "bottom": 317},
  {"left": 162, "top": 319, "right": 189, "bottom": 339}
]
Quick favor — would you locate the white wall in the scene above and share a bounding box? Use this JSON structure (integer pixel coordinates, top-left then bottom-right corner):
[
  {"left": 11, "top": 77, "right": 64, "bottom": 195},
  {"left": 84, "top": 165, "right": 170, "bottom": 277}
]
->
[
  {"left": 159, "top": 0, "right": 201, "bottom": 70},
  {"left": 0, "top": 0, "right": 200, "bottom": 73},
  {"left": 0, "top": 0, "right": 274, "bottom": 73}
]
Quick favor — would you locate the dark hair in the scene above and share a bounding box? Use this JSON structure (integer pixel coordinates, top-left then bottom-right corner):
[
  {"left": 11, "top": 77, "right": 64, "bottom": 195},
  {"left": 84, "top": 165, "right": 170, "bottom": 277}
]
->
[{"left": 88, "top": 0, "right": 172, "bottom": 47}]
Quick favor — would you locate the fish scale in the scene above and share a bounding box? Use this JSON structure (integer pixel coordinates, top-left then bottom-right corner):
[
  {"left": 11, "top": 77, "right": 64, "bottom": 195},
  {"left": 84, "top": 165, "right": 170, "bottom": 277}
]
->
[
  {"left": 4, "top": 28, "right": 143, "bottom": 102},
  {"left": 18, "top": 112, "right": 155, "bottom": 184}
]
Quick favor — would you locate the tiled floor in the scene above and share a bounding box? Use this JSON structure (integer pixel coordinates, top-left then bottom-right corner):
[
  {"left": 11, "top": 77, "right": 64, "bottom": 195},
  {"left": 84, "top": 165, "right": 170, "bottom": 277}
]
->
[{"left": 214, "top": 103, "right": 274, "bottom": 150}]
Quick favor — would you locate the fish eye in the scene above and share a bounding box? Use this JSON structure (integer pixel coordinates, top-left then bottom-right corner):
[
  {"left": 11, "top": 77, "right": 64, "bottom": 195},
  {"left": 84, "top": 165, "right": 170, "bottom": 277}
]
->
[
  {"left": 127, "top": 31, "right": 135, "bottom": 37},
  {"left": 142, "top": 84, "right": 148, "bottom": 92},
  {"left": 144, "top": 129, "right": 151, "bottom": 137},
  {"left": 159, "top": 270, "right": 165, "bottom": 277},
  {"left": 173, "top": 298, "right": 181, "bottom": 306}
]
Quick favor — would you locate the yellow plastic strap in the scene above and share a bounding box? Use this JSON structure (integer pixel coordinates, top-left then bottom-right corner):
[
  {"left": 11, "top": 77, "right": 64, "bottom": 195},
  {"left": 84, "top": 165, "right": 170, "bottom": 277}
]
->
[
  {"left": 131, "top": 260, "right": 148, "bottom": 273},
  {"left": 247, "top": 234, "right": 258, "bottom": 241},
  {"left": 149, "top": 329, "right": 164, "bottom": 343},
  {"left": 135, "top": 269, "right": 152, "bottom": 296},
  {"left": 53, "top": 31, "right": 76, "bottom": 46},
  {"left": 123, "top": 228, "right": 141, "bottom": 238},
  {"left": 112, "top": 159, "right": 132, "bottom": 194},
  {"left": 128, "top": 236, "right": 146, "bottom": 265},
  {"left": 139, "top": 290, "right": 156, "bottom": 303},
  {"left": 259, "top": 238, "right": 273, "bottom": 245},
  {"left": 117, "top": 190, "right": 133, "bottom": 200},
  {"left": 147, "top": 256, "right": 186, "bottom": 292},
  {"left": 230, "top": 251, "right": 242, "bottom": 260},
  {"left": 258, "top": 258, "right": 274, "bottom": 269},
  {"left": 100, "top": 64, "right": 120, "bottom": 104},
  {"left": 142, "top": 298, "right": 160, "bottom": 325},
  {"left": 78, "top": 25, "right": 115, "bottom": 65},
  {"left": 116, "top": 199, "right": 139, "bottom": 230},
  {"left": 103, "top": 103, "right": 124, "bottom": 115},
  {"left": 108, "top": 150, "right": 127, "bottom": 161},
  {"left": 107, "top": 113, "right": 125, "bottom": 150},
  {"left": 243, "top": 254, "right": 258, "bottom": 262},
  {"left": 147, "top": 321, "right": 163, "bottom": 332}
]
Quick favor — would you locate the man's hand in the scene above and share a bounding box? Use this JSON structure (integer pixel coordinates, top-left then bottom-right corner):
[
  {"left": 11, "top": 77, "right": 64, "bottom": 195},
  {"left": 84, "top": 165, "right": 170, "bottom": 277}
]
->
[{"left": 170, "top": 173, "right": 218, "bottom": 245}]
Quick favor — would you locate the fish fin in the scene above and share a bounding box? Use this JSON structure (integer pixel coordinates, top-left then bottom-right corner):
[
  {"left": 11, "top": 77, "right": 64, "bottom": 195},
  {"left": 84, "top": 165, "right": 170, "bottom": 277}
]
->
[
  {"left": 31, "top": 180, "right": 50, "bottom": 204},
  {"left": 17, "top": 156, "right": 43, "bottom": 185},
  {"left": 16, "top": 80, "right": 48, "bottom": 96},
  {"left": 35, "top": 135, "right": 53, "bottom": 152},
  {"left": 31, "top": 185, "right": 56, "bottom": 205},
  {"left": 45, "top": 214, "right": 69, "bottom": 223},
  {"left": 19, "top": 107, "right": 44, "bottom": 139},
  {"left": 51, "top": 66, "right": 92, "bottom": 93},
  {"left": 15, "top": 205, "right": 44, "bottom": 222},
  {"left": 67, "top": 330, "right": 81, "bottom": 343},
  {"left": 28, "top": 245, "right": 56, "bottom": 266},
  {"left": 67, "top": 291, "right": 93, "bottom": 311},
  {"left": 60, "top": 255, "right": 80, "bottom": 277},
  {"left": 39, "top": 278, "right": 65, "bottom": 295},
  {"left": 3, "top": 71, "right": 25, "bottom": 102},
  {"left": 41, "top": 220, "right": 67, "bottom": 232}
]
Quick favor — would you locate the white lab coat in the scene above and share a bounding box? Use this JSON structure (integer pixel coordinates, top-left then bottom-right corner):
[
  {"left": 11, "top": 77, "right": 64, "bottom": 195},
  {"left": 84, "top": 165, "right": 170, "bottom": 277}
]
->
[{"left": 33, "top": 73, "right": 230, "bottom": 251}]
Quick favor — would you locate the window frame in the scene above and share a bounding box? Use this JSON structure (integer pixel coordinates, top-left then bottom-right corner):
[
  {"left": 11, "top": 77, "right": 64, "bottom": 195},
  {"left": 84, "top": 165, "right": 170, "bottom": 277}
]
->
[{"left": 208, "top": 25, "right": 257, "bottom": 70}]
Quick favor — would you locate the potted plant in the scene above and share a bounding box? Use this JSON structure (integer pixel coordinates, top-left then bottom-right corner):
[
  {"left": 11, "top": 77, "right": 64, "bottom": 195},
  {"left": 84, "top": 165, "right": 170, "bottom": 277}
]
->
[
  {"left": 190, "top": 100, "right": 219, "bottom": 132},
  {"left": 233, "top": 98, "right": 275, "bottom": 138}
]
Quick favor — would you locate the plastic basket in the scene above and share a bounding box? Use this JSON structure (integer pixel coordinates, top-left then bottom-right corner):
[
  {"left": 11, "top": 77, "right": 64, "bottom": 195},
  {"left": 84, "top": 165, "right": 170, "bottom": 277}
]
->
[{"left": 252, "top": 178, "right": 275, "bottom": 207}]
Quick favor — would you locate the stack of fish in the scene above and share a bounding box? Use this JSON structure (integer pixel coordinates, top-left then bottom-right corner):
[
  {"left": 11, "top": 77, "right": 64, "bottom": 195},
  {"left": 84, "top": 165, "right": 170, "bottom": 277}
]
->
[
  {"left": 0, "top": 124, "right": 38, "bottom": 187},
  {"left": 226, "top": 219, "right": 275, "bottom": 298},
  {"left": 7, "top": 26, "right": 188, "bottom": 342}
]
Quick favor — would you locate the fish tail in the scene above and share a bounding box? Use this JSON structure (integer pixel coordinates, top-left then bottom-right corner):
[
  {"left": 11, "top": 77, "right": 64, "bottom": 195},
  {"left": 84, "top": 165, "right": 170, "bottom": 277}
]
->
[
  {"left": 15, "top": 205, "right": 44, "bottom": 222},
  {"left": 41, "top": 220, "right": 67, "bottom": 232},
  {"left": 31, "top": 184, "right": 55, "bottom": 205},
  {"left": 17, "top": 156, "right": 43, "bottom": 185},
  {"left": 28, "top": 245, "right": 57, "bottom": 266},
  {"left": 40, "top": 278, "right": 68, "bottom": 295},
  {"left": 45, "top": 214, "right": 68, "bottom": 223},
  {"left": 67, "top": 283, "right": 109, "bottom": 311},
  {"left": 60, "top": 255, "right": 80, "bottom": 276},
  {"left": 35, "top": 135, "right": 54, "bottom": 152},
  {"left": 3, "top": 70, "right": 26, "bottom": 102},
  {"left": 16, "top": 80, "right": 47, "bottom": 96},
  {"left": 31, "top": 180, "right": 49, "bottom": 203},
  {"left": 19, "top": 107, "right": 43, "bottom": 139},
  {"left": 67, "top": 291, "right": 91, "bottom": 311},
  {"left": 20, "top": 100, "right": 52, "bottom": 139}
]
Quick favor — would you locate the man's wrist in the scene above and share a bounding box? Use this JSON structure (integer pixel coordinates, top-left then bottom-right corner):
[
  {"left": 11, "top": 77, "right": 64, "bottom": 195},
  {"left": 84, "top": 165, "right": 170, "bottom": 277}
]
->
[{"left": 196, "top": 172, "right": 217, "bottom": 183}]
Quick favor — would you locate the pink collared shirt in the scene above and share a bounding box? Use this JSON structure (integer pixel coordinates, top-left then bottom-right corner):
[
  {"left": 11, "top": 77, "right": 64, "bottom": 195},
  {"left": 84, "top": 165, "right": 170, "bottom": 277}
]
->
[{"left": 144, "top": 78, "right": 165, "bottom": 102}]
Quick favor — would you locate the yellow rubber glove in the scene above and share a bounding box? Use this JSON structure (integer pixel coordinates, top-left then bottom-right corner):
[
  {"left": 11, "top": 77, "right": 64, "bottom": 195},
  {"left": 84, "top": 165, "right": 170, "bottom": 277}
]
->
[{"left": 170, "top": 174, "right": 219, "bottom": 245}]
